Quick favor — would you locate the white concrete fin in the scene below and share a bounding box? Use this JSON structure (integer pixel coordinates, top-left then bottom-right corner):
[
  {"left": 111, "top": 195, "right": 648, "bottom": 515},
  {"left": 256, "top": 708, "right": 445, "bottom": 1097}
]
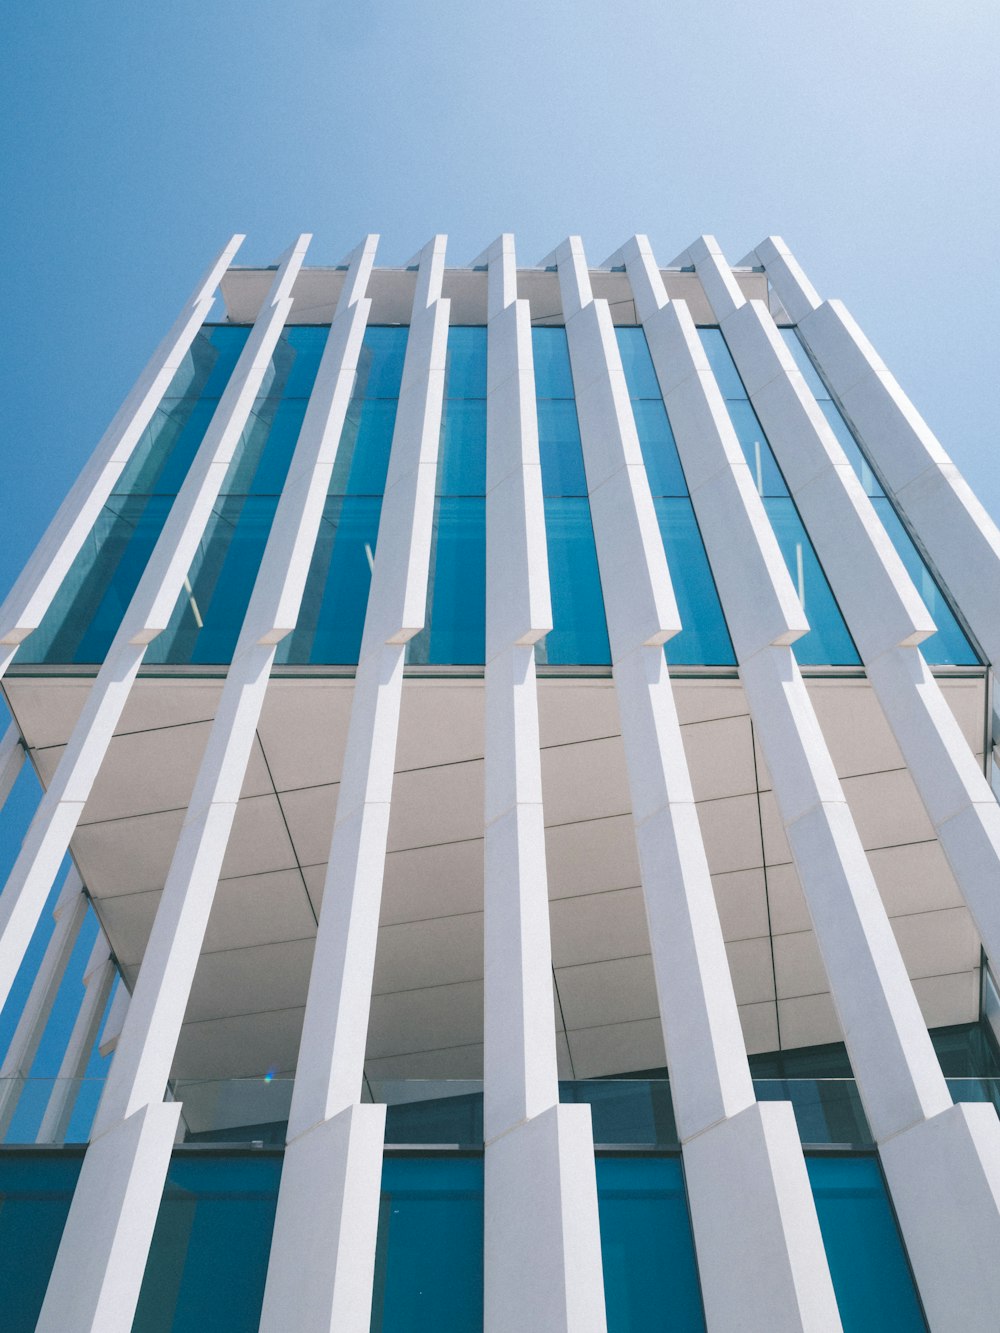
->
[
  {"left": 685, "top": 235, "right": 747, "bottom": 321},
  {"left": 617, "top": 234, "right": 670, "bottom": 325},
  {"left": 0, "top": 874, "right": 87, "bottom": 1141},
  {"left": 482, "top": 234, "right": 518, "bottom": 320},
  {"left": 0, "top": 233, "right": 244, "bottom": 656},
  {"left": 0, "top": 722, "right": 26, "bottom": 810},
  {"left": 753, "top": 236, "right": 823, "bottom": 324},
  {"left": 98, "top": 981, "right": 129, "bottom": 1059},
  {"left": 136, "top": 235, "right": 311, "bottom": 638},
  {"left": 336, "top": 235, "right": 380, "bottom": 312},
  {"left": 362, "top": 236, "right": 449, "bottom": 647},
  {"left": 549, "top": 236, "right": 594, "bottom": 318}
]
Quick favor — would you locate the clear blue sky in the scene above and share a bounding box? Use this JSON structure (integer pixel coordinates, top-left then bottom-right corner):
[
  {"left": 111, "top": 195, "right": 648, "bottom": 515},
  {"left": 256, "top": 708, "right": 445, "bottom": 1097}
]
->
[{"left": 0, "top": 1, "right": 997, "bottom": 1081}]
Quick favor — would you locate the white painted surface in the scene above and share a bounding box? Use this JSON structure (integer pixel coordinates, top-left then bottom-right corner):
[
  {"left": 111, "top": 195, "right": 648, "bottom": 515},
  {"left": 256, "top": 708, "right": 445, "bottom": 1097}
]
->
[
  {"left": 261, "top": 237, "right": 450, "bottom": 1333},
  {"left": 0, "top": 237, "right": 244, "bottom": 657},
  {"left": 563, "top": 235, "right": 839, "bottom": 1331}
]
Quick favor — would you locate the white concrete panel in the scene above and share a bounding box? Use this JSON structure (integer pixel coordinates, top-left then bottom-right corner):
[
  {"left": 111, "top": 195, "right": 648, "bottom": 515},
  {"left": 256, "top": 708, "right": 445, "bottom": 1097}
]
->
[
  {"left": 772, "top": 930, "right": 828, "bottom": 1001},
  {"left": 841, "top": 768, "right": 936, "bottom": 849},
  {"left": 256, "top": 681, "right": 353, "bottom": 791},
  {"left": 567, "top": 1017, "right": 666, "bottom": 1078},
  {"left": 536, "top": 681, "right": 622, "bottom": 748},
  {"left": 725, "top": 936, "right": 776, "bottom": 1006},
  {"left": 674, "top": 680, "right": 748, "bottom": 727},
  {"left": 204, "top": 869, "right": 317, "bottom": 952},
  {"left": 711, "top": 867, "right": 771, "bottom": 941},
  {"left": 777, "top": 992, "right": 843, "bottom": 1050},
  {"left": 806, "top": 679, "right": 906, "bottom": 777},
  {"left": 681, "top": 713, "right": 758, "bottom": 801},
  {"left": 279, "top": 783, "right": 339, "bottom": 867},
  {"left": 549, "top": 887, "right": 650, "bottom": 968},
  {"left": 739, "top": 1000, "right": 780, "bottom": 1054},
  {"left": 891, "top": 908, "right": 979, "bottom": 980},
  {"left": 366, "top": 979, "right": 483, "bottom": 1060},
  {"left": 220, "top": 794, "right": 297, "bottom": 879},
  {"left": 185, "top": 938, "right": 315, "bottom": 1023},
  {"left": 697, "top": 792, "right": 767, "bottom": 874},
  {"left": 381, "top": 838, "right": 484, "bottom": 923},
  {"left": 556, "top": 954, "right": 659, "bottom": 1031},
  {"left": 74, "top": 809, "right": 186, "bottom": 897},
  {"left": 867, "top": 839, "right": 964, "bottom": 917},
  {"left": 387, "top": 759, "right": 483, "bottom": 851},
  {"left": 766, "top": 861, "right": 812, "bottom": 936},
  {"left": 396, "top": 683, "right": 484, "bottom": 770},
  {"left": 912, "top": 969, "right": 980, "bottom": 1028},
  {"left": 172, "top": 1007, "right": 305, "bottom": 1081},
  {"left": 373, "top": 912, "right": 483, "bottom": 994},
  {"left": 544, "top": 815, "right": 641, "bottom": 899},
  {"left": 540, "top": 735, "right": 631, "bottom": 827}
]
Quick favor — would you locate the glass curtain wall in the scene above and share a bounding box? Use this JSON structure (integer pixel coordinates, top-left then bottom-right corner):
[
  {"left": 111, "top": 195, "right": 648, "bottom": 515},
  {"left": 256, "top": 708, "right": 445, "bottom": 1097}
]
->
[
  {"left": 146, "top": 328, "right": 329, "bottom": 664},
  {"left": 615, "top": 329, "right": 734, "bottom": 666},
  {"left": 20, "top": 327, "right": 250, "bottom": 664},
  {"left": 278, "top": 327, "right": 408, "bottom": 664},
  {"left": 697, "top": 330, "right": 860, "bottom": 666},
  {"left": 779, "top": 330, "right": 978, "bottom": 666},
  {"left": 532, "top": 327, "right": 611, "bottom": 665},
  {"left": 408, "top": 327, "right": 487, "bottom": 665}
]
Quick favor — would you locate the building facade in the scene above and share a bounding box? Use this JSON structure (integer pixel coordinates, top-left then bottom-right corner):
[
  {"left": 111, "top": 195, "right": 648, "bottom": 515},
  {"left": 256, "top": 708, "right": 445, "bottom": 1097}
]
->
[{"left": 1, "top": 231, "right": 999, "bottom": 1331}]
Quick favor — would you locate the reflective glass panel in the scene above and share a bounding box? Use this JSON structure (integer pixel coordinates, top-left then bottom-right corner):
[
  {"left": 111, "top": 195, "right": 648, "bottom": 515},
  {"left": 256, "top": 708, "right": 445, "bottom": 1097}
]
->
[
  {"left": 536, "top": 497, "right": 611, "bottom": 665},
  {"left": 0, "top": 1152, "right": 82, "bottom": 1333},
  {"left": 281, "top": 326, "right": 408, "bottom": 664},
  {"left": 807, "top": 1155, "right": 926, "bottom": 1331},
  {"left": 21, "top": 327, "right": 251, "bottom": 664},
  {"left": 596, "top": 1156, "right": 706, "bottom": 1332},
  {"left": 698, "top": 328, "right": 860, "bottom": 666},
  {"left": 615, "top": 328, "right": 735, "bottom": 666},
  {"left": 133, "top": 1155, "right": 282, "bottom": 1332},
  {"left": 654, "top": 499, "right": 735, "bottom": 665},
  {"left": 533, "top": 328, "right": 611, "bottom": 666},
  {"left": 780, "top": 328, "right": 978, "bottom": 666},
  {"left": 409, "top": 328, "right": 487, "bottom": 664},
  {"left": 763, "top": 497, "right": 860, "bottom": 665},
  {"left": 372, "top": 1156, "right": 484, "bottom": 1332}
]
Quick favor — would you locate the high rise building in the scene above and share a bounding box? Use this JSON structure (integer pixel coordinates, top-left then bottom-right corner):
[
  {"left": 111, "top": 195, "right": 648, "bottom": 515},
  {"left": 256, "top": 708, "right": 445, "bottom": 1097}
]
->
[{"left": 1, "top": 230, "right": 999, "bottom": 1332}]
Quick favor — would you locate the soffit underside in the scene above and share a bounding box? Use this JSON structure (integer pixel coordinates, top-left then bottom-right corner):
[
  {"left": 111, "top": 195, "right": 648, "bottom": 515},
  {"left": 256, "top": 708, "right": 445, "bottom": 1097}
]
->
[{"left": 2, "top": 672, "right": 987, "bottom": 1084}]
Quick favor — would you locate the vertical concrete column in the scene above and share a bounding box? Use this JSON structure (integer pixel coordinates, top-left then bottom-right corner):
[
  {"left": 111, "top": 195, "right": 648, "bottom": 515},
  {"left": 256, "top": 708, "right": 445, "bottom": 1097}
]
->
[
  {"left": 0, "top": 236, "right": 244, "bottom": 675},
  {"left": 554, "top": 237, "right": 839, "bottom": 1332},
  {"left": 624, "top": 233, "right": 1000, "bottom": 1332},
  {"left": 98, "top": 978, "right": 129, "bottom": 1058},
  {"left": 0, "top": 238, "right": 310, "bottom": 1033},
  {"left": 259, "top": 237, "right": 450, "bottom": 1333},
  {"left": 751, "top": 234, "right": 1000, "bottom": 668},
  {"left": 36, "top": 930, "right": 115, "bottom": 1144},
  {"left": 0, "top": 722, "right": 25, "bottom": 810},
  {"left": 689, "top": 235, "right": 1000, "bottom": 1015},
  {"left": 478, "top": 235, "right": 606, "bottom": 1332},
  {"left": 0, "top": 870, "right": 87, "bottom": 1137},
  {"left": 32, "top": 236, "right": 315, "bottom": 1333}
]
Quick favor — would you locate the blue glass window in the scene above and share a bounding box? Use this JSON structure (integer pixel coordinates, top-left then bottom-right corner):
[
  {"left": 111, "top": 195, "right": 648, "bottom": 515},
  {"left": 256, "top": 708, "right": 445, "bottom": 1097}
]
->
[
  {"left": 21, "top": 327, "right": 251, "bottom": 664},
  {"left": 133, "top": 1155, "right": 282, "bottom": 1332},
  {"left": 596, "top": 1155, "right": 705, "bottom": 1332},
  {"left": 615, "top": 328, "right": 735, "bottom": 666},
  {"left": 372, "top": 1156, "right": 484, "bottom": 1332},
  {"left": 533, "top": 327, "right": 611, "bottom": 666},
  {"left": 807, "top": 1155, "right": 926, "bottom": 1331},
  {"left": 0, "top": 1153, "right": 83, "bottom": 1333},
  {"left": 279, "top": 326, "right": 408, "bottom": 664},
  {"left": 781, "top": 329, "right": 978, "bottom": 666},
  {"left": 698, "top": 329, "right": 860, "bottom": 666},
  {"left": 409, "top": 327, "right": 488, "bottom": 665},
  {"left": 146, "top": 328, "right": 329, "bottom": 665}
]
